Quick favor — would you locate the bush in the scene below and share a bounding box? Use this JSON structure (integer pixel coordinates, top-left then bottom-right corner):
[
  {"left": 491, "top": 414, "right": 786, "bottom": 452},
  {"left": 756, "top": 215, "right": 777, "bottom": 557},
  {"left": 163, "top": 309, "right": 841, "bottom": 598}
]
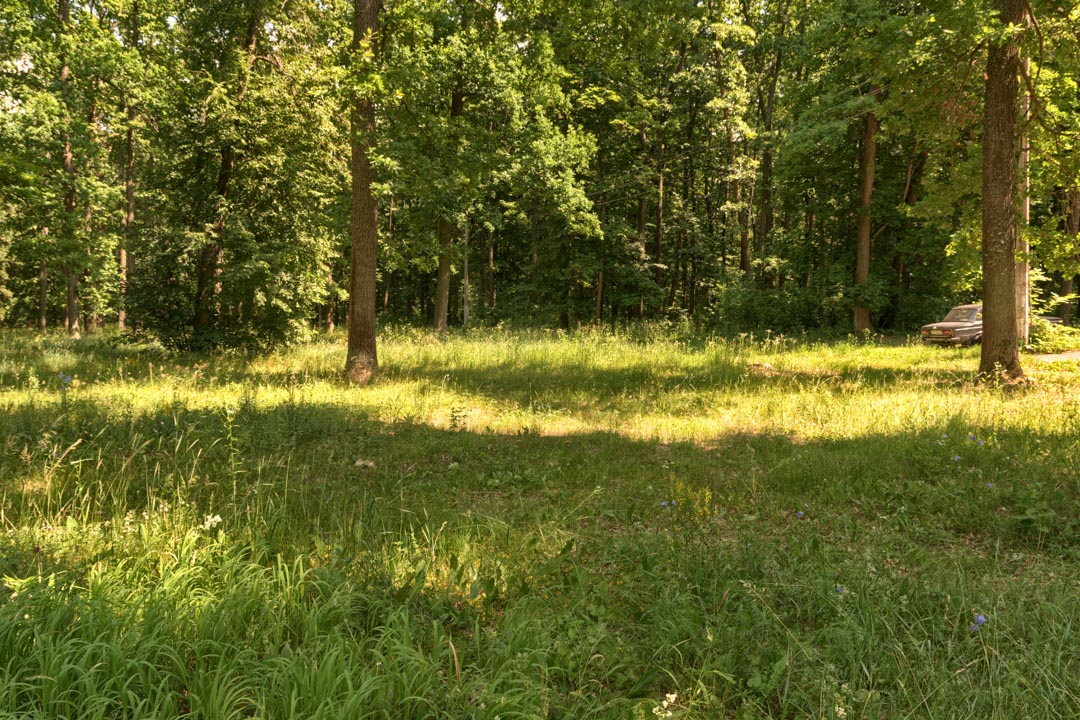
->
[{"left": 1026, "top": 316, "right": 1080, "bottom": 354}]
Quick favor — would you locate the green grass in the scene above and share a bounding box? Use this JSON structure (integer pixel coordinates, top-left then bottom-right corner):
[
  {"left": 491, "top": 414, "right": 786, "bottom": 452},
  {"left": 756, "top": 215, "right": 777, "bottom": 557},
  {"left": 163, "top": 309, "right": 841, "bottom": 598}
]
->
[{"left": 1, "top": 327, "right": 1078, "bottom": 718}]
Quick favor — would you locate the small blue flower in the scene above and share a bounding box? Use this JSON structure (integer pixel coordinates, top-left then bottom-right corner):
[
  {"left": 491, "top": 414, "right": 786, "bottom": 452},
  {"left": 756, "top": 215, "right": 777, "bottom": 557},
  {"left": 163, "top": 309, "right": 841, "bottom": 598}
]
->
[
  {"left": 968, "top": 434, "right": 976, "bottom": 441},
  {"left": 836, "top": 585, "right": 844, "bottom": 594},
  {"left": 670, "top": 500, "right": 676, "bottom": 507},
  {"left": 796, "top": 510, "right": 805, "bottom": 519},
  {"left": 969, "top": 623, "right": 980, "bottom": 632},
  {"left": 661, "top": 501, "right": 669, "bottom": 508},
  {"left": 941, "top": 433, "right": 948, "bottom": 439},
  {"left": 986, "top": 483, "right": 993, "bottom": 489},
  {"left": 953, "top": 455, "right": 961, "bottom": 462},
  {"left": 977, "top": 440, "right": 985, "bottom": 447},
  {"left": 975, "top": 614, "right": 987, "bottom": 626}
]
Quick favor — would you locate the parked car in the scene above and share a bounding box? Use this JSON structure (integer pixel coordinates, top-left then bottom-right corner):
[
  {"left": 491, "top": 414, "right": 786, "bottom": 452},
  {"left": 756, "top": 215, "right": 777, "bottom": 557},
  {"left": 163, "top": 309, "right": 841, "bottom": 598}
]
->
[{"left": 920, "top": 304, "right": 982, "bottom": 345}]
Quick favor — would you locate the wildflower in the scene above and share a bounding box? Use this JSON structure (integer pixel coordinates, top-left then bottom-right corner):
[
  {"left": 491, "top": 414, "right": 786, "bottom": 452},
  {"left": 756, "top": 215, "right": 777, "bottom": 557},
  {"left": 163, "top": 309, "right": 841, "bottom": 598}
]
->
[
  {"left": 986, "top": 483, "right": 993, "bottom": 489},
  {"left": 796, "top": 510, "right": 805, "bottom": 519},
  {"left": 941, "top": 433, "right": 948, "bottom": 439},
  {"left": 977, "top": 440, "right": 985, "bottom": 447},
  {"left": 969, "top": 613, "right": 988, "bottom": 632},
  {"left": 953, "top": 455, "right": 961, "bottom": 462},
  {"left": 201, "top": 514, "right": 222, "bottom": 530},
  {"left": 968, "top": 434, "right": 976, "bottom": 441},
  {"left": 32, "top": 546, "right": 40, "bottom": 554},
  {"left": 661, "top": 501, "right": 669, "bottom": 508},
  {"left": 836, "top": 585, "right": 844, "bottom": 594}
]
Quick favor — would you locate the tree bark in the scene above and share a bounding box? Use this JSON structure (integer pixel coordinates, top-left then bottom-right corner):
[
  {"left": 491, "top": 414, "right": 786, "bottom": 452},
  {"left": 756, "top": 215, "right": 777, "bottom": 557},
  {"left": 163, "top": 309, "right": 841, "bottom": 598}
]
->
[
  {"left": 487, "top": 226, "right": 496, "bottom": 310},
  {"left": 58, "top": 0, "right": 81, "bottom": 338},
  {"left": 854, "top": 94, "right": 879, "bottom": 333},
  {"left": 433, "top": 87, "right": 465, "bottom": 336},
  {"left": 119, "top": 0, "right": 139, "bottom": 332},
  {"left": 654, "top": 145, "right": 665, "bottom": 289},
  {"left": 1062, "top": 190, "right": 1080, "bottom": 323},
  {"left": 345, "top": 0, "right": 380, "bottom": 382},
  {"left": 194, "top": 147, "right": 234, "bottom": 333},
  {"left": 434, "top": 215, "right": 454, "bottom": 335},
  {"left": 462, "top": 218, "right": 470, "bottom": 327},
  {"left": 979, "top": 0, "right": 1025, "bottom": 379},
  {"left": 1015, "top": 55, "right": 1031, "bottom": 343},
  {"left": 39, "top": 258, "right": 47, "bottom": 331}
]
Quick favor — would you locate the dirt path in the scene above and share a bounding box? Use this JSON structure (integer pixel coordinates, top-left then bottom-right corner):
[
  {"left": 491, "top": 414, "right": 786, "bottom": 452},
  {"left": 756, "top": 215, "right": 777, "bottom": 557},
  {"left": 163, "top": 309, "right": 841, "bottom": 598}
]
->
[{"left": 1032, "top": 350, "right": 1080, "bottom": 363}]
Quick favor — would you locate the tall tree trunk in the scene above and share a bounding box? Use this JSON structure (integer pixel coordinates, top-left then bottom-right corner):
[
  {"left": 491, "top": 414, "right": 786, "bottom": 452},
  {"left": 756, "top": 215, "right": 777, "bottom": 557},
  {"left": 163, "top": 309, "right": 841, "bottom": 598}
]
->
[
  {"left": 65, "top": 272, "right": 81, "bottom": 338},
  {"left": 39, "top": 258, "right": 47, "bottom": 331},
  {"left": 345, "top": 0, "right": 380, "bottom": 382},
  {"left": 854, "top": 94, "right": 879, "bottom": 333},
  {"left": 462, "top": 218, "right": 470, "bottom": 327},
  {"left": 487, "top": 226, "right": 496, "bottom": 310},
  {"left": 979, "top": 0, "right": 1025, "bottom": 379},
  {"left": 756, "top": 148, "right": 773, "bottom": 257},
  {"left": 119, "top": 0, "right": 139, "bottom": 332},
  {"left": 654, "top": 145, "right": 665, "bottom": 289},
  {"left": 1015, "top": 55, "right": 1031, "bottom": 343},
  {"left": 194, "top": 147, "right": 234, "bottom": 333},
  {"left": 58, "top": 0, "right": 80, "bottom": 338},
  {"left": 1062, "top": 190, "right": 1080, "bottom": 323},
  {"left": 433, "top": 87, "right": 465, "bottom": 336},
  {"left": 434, "top": 215, "right": 454, "bottom": 335},
  {"left": 325, "top": 272, "right": 336, "bottom": 333},
  {"left": 194, "top": 11, "right": 259, "bottom": 338}
]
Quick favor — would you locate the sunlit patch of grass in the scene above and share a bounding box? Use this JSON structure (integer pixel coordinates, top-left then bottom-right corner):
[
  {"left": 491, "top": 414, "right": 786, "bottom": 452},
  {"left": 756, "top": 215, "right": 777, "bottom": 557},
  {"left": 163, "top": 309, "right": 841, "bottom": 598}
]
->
[{"left": 1, "top": 327, "right": 1078, "bottom": 718}]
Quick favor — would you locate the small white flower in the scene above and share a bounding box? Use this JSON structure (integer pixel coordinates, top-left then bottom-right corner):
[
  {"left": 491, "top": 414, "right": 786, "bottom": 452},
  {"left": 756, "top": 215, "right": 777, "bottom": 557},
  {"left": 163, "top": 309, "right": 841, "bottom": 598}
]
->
[{"left": 202, "top": 514, "right": 222, "bottom": 530}]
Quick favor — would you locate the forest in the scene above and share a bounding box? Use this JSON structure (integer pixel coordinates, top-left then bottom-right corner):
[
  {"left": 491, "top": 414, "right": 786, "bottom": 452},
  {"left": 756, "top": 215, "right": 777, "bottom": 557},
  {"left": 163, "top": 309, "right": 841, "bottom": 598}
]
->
[
  {"left": 3, "top": 3, "right": 1080, "bottom": 717},
  {"left": 2, "top": 0, "right": 1078, "bottom": 358}
]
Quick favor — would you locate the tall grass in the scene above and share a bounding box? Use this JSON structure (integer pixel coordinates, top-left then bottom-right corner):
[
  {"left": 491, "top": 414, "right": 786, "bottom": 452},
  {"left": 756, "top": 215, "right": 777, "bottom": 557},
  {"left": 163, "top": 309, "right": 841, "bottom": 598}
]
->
[{"left": 1, "top": 327, "right": 1078, "bottom": 718}]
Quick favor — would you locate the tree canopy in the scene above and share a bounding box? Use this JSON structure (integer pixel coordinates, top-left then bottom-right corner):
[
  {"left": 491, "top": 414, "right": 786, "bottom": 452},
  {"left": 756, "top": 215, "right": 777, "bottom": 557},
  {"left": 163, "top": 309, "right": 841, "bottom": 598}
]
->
[{"left": 2, "top": 0, "right": 1077, "bottom": 354}]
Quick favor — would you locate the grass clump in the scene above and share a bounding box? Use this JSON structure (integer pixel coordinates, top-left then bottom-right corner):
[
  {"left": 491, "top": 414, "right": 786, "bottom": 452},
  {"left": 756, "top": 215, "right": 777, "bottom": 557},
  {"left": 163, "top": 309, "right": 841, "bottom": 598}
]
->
[{"left": 1, "top": 328, "right": 1079, "bottom": 718}]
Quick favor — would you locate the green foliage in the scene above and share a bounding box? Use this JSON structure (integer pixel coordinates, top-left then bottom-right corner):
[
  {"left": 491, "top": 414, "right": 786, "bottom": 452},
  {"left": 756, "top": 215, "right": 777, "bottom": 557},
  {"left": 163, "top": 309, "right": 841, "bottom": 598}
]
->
[{"left": 2, "top": 0, "right": 1080, "bottom": 343}]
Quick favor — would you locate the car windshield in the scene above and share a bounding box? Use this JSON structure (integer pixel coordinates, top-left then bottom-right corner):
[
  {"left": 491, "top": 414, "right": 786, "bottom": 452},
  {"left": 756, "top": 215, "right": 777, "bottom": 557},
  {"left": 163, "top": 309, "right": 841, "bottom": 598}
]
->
[{"left": 943, "top": 307, "right": 978, "bottom": 322}]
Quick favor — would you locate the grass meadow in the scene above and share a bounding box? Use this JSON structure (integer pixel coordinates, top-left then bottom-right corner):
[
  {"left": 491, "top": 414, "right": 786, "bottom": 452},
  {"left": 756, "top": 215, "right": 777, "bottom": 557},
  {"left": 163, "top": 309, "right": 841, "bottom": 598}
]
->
[{"left": 1, "top": 327, "right": 1078, "bottom": 719}]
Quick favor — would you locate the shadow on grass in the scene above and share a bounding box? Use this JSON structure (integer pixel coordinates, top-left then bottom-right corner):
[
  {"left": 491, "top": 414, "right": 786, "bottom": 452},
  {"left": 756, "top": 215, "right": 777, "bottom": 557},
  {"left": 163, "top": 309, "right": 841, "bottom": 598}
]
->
[{"left": 2, "top": 391, "right": 1077, "bottom": 561}]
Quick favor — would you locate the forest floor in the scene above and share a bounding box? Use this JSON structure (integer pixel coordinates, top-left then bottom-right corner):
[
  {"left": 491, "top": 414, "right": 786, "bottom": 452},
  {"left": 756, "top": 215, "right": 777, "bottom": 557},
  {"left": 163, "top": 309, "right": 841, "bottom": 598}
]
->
[{"left": 1, "top": 328, "right": 1077, "bottom": 719}]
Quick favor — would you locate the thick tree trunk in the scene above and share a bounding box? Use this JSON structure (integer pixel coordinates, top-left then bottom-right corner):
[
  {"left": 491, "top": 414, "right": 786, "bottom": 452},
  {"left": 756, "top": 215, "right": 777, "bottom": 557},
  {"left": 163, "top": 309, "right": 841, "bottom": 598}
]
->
[
  {"left": 1015, "top": 55, "right": 1031, "bottom": 343},
  {"left": 979, "top": 0, "right": 1025, "bottom": 379},
  {"left": 854, "top": 97, "right": 879, "bottom": 333},
  {"left": 345, "top": 0, "right": 380, "bottom": 382}
]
